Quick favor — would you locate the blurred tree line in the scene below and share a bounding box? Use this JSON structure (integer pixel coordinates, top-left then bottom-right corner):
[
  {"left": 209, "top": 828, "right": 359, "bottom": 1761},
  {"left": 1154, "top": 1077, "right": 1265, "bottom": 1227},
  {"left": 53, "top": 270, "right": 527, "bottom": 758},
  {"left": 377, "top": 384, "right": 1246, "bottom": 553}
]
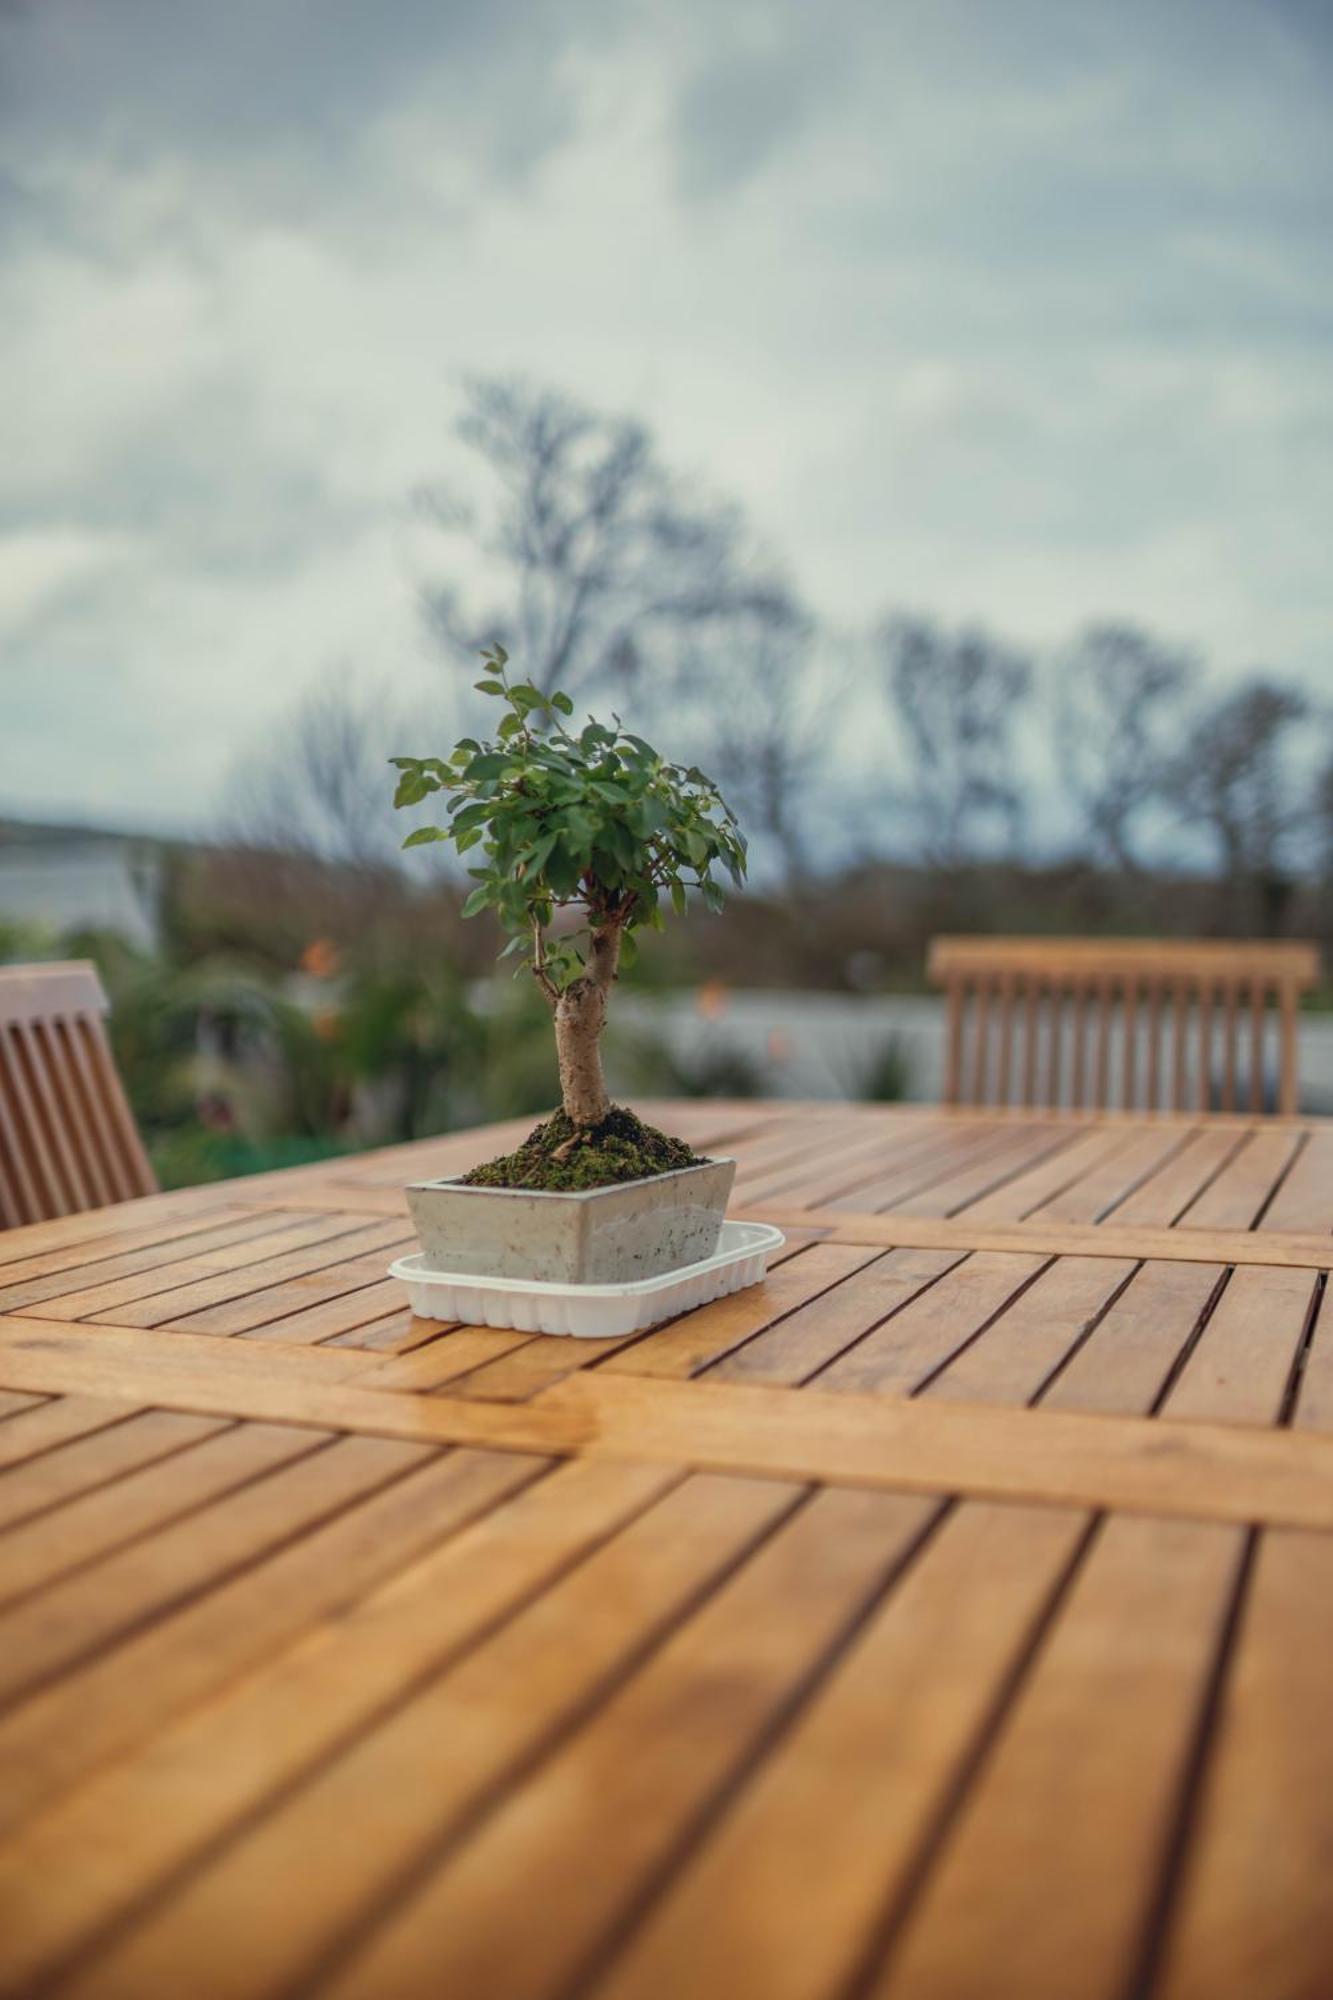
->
[
  {"left": 233, "top": 373, "right": 1333, "bottom": 959},
  {"left": 7, "top": 373, "right": 1331, "bottom": 1184}
]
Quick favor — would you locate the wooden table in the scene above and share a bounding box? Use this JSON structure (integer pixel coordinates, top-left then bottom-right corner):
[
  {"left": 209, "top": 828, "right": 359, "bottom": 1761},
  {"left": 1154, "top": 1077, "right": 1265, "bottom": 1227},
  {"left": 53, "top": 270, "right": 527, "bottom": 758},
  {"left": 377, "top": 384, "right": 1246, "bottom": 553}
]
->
[{"left": 1, "top": 1100, "right": 1331, "bottom": 2000}]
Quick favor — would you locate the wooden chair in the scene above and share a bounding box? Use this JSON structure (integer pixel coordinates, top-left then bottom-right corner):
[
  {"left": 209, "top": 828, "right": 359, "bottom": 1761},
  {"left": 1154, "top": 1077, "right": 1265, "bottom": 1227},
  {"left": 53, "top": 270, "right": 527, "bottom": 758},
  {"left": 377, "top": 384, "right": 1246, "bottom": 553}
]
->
[
  {"left": 927, "top": 936, "right": 1321, "bottom": 1115},
  {"left": 0, "top": 961, "right": 157, "bottom": 1229}
]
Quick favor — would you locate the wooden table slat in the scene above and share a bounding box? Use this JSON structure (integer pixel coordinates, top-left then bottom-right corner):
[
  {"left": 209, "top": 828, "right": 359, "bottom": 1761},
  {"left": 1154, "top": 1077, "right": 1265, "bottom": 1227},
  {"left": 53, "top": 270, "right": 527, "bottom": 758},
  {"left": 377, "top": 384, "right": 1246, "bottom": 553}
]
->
[{"left": 0, "top": 1101, "right": 1330, "bottom": 1998}]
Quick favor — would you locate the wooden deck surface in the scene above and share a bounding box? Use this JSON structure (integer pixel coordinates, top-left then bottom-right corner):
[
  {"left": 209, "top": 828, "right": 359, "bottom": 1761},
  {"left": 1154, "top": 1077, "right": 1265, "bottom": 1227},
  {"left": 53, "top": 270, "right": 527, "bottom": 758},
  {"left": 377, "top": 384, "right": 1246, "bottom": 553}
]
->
[{"left": 0, "top": 1099, "right": 1330, "bottom": 1999}]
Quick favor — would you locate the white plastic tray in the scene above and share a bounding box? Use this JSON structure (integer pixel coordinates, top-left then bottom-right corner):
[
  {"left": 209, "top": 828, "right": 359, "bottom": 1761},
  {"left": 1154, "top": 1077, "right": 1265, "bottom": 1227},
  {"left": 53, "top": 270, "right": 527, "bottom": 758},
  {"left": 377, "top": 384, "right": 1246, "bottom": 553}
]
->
[{"left": 389, "top": 1219, "right": 785, "bottom": 1340}]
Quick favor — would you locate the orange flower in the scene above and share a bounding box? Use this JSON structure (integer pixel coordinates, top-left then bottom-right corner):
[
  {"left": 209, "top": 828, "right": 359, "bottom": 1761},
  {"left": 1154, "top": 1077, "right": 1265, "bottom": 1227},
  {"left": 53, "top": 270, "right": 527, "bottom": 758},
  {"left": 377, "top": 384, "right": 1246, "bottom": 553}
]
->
[
  {"left": 301, "top": 938, "right": 340, "bottom": 979},
  {"left": 695, "top": 979, "right": 730, "bottom": 1020}
]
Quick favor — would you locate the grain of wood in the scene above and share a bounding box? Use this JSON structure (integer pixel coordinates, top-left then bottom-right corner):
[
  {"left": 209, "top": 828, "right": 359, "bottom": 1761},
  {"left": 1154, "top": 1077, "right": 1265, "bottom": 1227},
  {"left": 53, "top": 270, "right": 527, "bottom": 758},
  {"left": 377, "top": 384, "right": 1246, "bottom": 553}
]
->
[
  {"left": 19, "top": 1213, "right": 379, "bottom": 1322},
  {"left": 0, "top": 1314, "right": 385, "bottom": 1390},
  {"left": 707, "top": 1248, "right": 965, "bottom": 1388},
  {"left": 1290, "top": 1277, "right": 1333, "bottom": 1429},
  {"left": 733, "top": 1210, "right": 1333, "bottom": 1274},
  {"left": 1040, "top": 1261, "right": 1226, "bottom": 1417},
  {"left": 735, "top": 1121, "right": 959, "bottom": 1211},
  {"left": 445, "top": 1238, "right": 822, "bottom": 1403},
  {"left": 82, "top": 1220, "right": 410, "bottom": 1330},
  {"left": 0, "top": 1447, "right": 544, "bottom": 1842},
  {"left": 0, "top": 1192, "right": 232, "bottom": 1272},
  {"left": 1176, "top": 1128, "right": 1305, "bottom": 1230},
  {"left": 0, "top": 1210, "right": 297, "bottom": 1314},
  {"left": 875, "top": 1514, "right": 1247, "bottom": 2000},
  {"left": 952, "top": 1123, "right": 1138, "bottom": 1223},
  {"left": 923, "top": 1255, "right": 1137, "bottom": 1407},
  {"left": 0, "top": 1409, "right": 225, "bottom": 1539},
  {"left": 823, "top": 1121, "right": 1039, "bottom": 1215},
  {"left": 1151, "top": 1527, "right": 1333, "bottom": 2000},
  {"left": 535, "top": 1372, "right": 1333, "bottom": 1533},
  {"left": 171, "top": 1252, "right": 414, "bottom": 1338},
  {"left": 0, "top": 1457, "right": 684, "bottom": 1994},
  {"left": 1105, "top": 1127, "right": 1246, "bottom": 1228},
  {"left": 235, "top": 1277, "right": 409, "bottom": 1346},
  {"left": 813, "top": 1252, "right": 1046, "bottom": 1397},
  {"left": 0, "top": 1423, "right": 336, "bottom": 1710},
  {"left": 314, "top": 1488, "right": 938, "bottom": 2000},
  {"left": 884, "top": 1123, "right": 1076, "bottom": 1219},
  {"left": 0, "top": 1419, "right": 350, "bottom": 1608},
  {"left": 1257, "top": 1126, "right": 1333, "bottom": 1233},
  {"left": 7, "top": 1319, "right": 1333, "bottom": 1534},
  {"left": 1029, "top": 1125, "right": 1192, "bottom": 1225},
  {"left": 591, "top": 1501, "right": 1086, "bottom": 2000},
  {"left": 362, "top": 1326, "right": 534, "bottom": 1392},
  {"left": 602, "top": 1243, "right": 884, "bottom": 1381},
  {"left": 0, "top": 1395, "right": 143, "bottom": 1472},
  {"left": 1162, "top": 1266, "right": 1318, "bottom": 1425},
  {"left": 30, "top": 1472, "right": 800, "bottom": 2000},
  {"left": 0, "top": 1101, "right": 1325, "bottom": 2000}
]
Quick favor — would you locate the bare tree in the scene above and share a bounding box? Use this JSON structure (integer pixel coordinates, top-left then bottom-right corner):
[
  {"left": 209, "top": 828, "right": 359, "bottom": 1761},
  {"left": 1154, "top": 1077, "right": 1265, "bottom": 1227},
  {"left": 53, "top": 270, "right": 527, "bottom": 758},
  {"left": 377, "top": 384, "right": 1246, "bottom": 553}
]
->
[
  {"left": 419, "top": 374, "right": 831, "bottom": 884},
  {"left": 224, "top": 669, "right": 415, "bottom": 870},
  {"left": 878, "top": 617, "right": 1033, "bottom": 868},
  {"left": 1172, "top": 675, "right": 1310, "bottom": 934},
  {"left": 1054, "top": 623, "right": 1197, "bottom": 871},
  {"left": 688, "top": 592, "right": 830, "bottom": 884},
  {"left": 420, "top": 376, "right": 792, "bottom": 713},
  {"left": 213, "top": 669, "right": 464, "bottom": 958}
]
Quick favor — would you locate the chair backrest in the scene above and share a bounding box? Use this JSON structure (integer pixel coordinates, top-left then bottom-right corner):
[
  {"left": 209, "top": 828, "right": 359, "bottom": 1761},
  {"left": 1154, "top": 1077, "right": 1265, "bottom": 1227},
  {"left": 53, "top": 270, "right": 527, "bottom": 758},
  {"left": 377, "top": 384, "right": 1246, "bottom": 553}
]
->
[
  {"left": 0, "top": 960, "right": 157, "bottom": 1228},
  {"left": 927, "top": 936, "right": 1321, "bottom": 1115}
]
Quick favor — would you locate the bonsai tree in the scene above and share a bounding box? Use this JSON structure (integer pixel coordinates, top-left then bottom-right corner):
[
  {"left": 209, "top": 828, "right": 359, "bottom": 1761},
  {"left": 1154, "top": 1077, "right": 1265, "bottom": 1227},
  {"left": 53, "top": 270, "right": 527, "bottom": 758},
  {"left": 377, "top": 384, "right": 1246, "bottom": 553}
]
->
[{"left": 390, "top": 646, "right": 747, "bottom": 1176}]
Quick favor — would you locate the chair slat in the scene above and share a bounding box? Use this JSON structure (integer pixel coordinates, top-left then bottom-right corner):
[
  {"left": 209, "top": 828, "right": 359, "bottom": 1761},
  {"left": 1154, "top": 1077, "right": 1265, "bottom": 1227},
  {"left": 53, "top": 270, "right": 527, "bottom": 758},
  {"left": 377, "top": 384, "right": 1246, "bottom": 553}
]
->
[
  {"left": 1043, "top": 982, "right": 1063, "bottom": 1106},
  {"left": 1249, "top": 984, "right": 1266, "bottom": 1115},
  {"left": 971, "top": 978, "right": 992, "bottom": 1105},
  {"left": 1197, "top": 982, "right": 1214, "bottom": 1113},
  {"left": 0, "top": 963, "right": 156, "bottom": 1229},
  {"left": 1122, "top": 977, "right": 1139, "bottom": 1110},
  {"left": 994, "top": 974, "right": 1015, "bottom": 1105},
  {"left": 1145, "top": 979, "right": 1163, "bottom": 1110},
  {"left": 1022, "top": 985, "right": 1039, "bottom": 1107},
  {"left": 927, "top": 938, "right": 1320, "bottom": 1117},
  {"left": 1221, "top": 982, "right": 1238, "bottom": 1113}
]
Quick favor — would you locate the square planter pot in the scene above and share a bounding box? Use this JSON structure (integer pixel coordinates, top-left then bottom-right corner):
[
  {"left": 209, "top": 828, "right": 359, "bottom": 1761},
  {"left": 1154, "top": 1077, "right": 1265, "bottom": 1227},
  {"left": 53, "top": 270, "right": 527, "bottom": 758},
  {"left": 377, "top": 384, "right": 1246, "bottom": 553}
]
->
[{"left": 405, "top": 1156, "right": 737, "bottom": 1285}]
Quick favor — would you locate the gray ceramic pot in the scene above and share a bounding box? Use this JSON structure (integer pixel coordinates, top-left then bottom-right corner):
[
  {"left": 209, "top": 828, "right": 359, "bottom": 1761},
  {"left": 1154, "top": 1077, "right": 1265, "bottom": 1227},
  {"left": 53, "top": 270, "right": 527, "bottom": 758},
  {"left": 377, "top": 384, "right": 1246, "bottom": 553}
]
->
[{"left": 405, "top": 1156, "right": 737, "bottom": 1285}]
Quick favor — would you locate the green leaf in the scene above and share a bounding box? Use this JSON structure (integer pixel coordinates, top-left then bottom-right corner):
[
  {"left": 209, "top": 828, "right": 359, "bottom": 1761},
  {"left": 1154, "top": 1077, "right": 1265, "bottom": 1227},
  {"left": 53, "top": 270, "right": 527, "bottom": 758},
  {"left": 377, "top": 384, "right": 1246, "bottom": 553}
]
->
[
  {"left": 474, "top": 679, "right": 505, "bottom": 696},
  {"left": 551, "top": 691, "right": 574, "bottom": 715},
  {"left": 519, "top": 830, "right": 558, "bottom": 878},
  {"left": 670, "top": 879, "right": 687, "bottom": 917},
  {"left": 401, "top": 826, "right": 447, "bottom": 849},
  {"left": 393, "top": 771, "right": 435, "bottom": 809},
  {"left": 450, "top": 802, "right": 493, "bottom": 835},
  {"left": 461, "top": 885, "right": 493, "bottom": 918}
]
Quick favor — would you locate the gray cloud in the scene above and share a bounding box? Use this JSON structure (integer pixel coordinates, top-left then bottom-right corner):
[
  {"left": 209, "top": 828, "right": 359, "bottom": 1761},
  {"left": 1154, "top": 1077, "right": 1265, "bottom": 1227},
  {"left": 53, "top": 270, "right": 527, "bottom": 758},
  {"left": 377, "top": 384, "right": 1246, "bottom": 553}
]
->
[{"left": 1, "top": 0, "right": 1330, "bottom": 831}]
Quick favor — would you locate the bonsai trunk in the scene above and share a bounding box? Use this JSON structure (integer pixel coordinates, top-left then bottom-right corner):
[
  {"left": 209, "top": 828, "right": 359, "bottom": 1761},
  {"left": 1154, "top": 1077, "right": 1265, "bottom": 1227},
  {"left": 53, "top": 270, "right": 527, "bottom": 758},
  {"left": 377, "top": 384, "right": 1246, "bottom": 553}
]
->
[{"left": 551, "top": 921, "right": 622, "bottom": 1129}]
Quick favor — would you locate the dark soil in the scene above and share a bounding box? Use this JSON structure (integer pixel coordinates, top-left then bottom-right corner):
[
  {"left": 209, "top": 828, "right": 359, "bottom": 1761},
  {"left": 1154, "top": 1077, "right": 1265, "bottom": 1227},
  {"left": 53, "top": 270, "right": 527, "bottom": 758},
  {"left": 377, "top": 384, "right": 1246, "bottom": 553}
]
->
[{"left": 460, "top": 1106, "right": 703, "bottom": 1192}]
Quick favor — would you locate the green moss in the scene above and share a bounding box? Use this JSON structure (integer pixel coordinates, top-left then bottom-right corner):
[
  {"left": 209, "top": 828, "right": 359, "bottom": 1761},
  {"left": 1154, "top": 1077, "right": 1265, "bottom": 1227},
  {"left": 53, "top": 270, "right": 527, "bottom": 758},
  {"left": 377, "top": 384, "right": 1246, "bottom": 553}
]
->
[{"left": 460, "top": 1105, "right": 703, "bottom": 1192}]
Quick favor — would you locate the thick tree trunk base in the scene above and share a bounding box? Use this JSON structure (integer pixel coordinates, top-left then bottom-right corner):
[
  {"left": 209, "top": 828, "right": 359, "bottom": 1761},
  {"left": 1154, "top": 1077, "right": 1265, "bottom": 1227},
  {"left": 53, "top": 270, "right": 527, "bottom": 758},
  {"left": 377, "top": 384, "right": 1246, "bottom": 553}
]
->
[{"left": 554, "top": 984, "right": 611, "bottom": 1131}]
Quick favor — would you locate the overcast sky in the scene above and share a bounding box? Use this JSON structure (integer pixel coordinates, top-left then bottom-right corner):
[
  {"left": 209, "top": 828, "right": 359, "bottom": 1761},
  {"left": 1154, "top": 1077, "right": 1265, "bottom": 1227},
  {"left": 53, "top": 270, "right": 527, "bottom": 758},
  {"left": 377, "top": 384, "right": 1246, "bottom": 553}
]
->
[{"left": 2, "top": 0, "right": 1330, "bottom": 832}]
